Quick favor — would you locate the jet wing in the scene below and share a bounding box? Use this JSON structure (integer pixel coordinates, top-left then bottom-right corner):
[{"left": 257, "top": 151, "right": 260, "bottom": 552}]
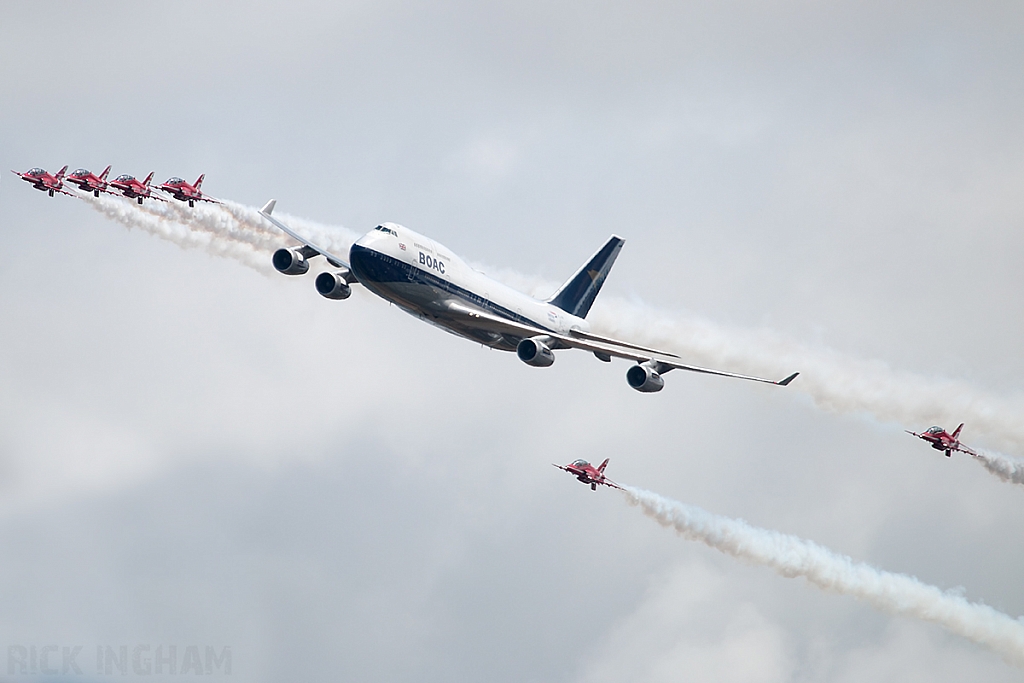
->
[
  {"left": 955, "top": 444, "right": 979, "bottom": 457},
  {"left": 442, "top": 300, "right": 798, "bottom": 387},
  {"left": 258, "top": 199, "right": 351, "bottom": 270}
]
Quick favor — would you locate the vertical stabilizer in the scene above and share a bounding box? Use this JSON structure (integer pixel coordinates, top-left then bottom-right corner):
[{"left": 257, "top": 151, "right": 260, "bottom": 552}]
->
[
  {"left": 952, "top": 423, "right": 964, "bottom": 439},
  {"left": 598, "top": 458, "right": 610, "bottom": 472},
  {"left": 548, "top": 235, "right": 624, "bottom": 318},
  {"left": 194, "top": 173, "right": 205, "bottom": 189},
  {"left": 99, "top": 165, "right": 111, "bottom": 181}
]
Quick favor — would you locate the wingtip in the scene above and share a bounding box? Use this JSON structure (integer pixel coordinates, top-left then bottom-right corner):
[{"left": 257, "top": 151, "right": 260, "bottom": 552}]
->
[
  {"left": 777, "top": 372, "right": 799, "bottom": 386},
  {"left": 260, "top": 199, "right": 276, "bottom": 216}
]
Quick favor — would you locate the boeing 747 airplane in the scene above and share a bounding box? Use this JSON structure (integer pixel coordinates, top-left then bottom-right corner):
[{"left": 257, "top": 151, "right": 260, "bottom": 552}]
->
[{"left": 259, "top": 200, "right": 798, "bottom": 393}]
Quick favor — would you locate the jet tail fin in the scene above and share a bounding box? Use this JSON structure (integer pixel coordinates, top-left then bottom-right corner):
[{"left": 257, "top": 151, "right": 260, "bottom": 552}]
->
[
  {"left": 598, "top": 458, "right": 610, "bottom": 473},
  {"left": 143, "top": 171, "right": 154, "bottom": 186},
  {"left": 952, "top": 423, "right": 964, "bottom": 439},
  {"left": 99, "top": 165, "right": 111, "bottom": 181},
  {"left": 56, "top": 165, "right": 68, "bottom": 179},
  {"left": 548, "top": 235, "right": 625, "bottom": 318},
  {"left": 194, "top": 173, "right": 205, "bottom": 189}
]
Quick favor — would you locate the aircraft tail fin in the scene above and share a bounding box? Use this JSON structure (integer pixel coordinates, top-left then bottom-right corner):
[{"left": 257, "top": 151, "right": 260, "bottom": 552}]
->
[
  {"left": 99, "top": 165, "right": 111, "bottom": 181},
  {"left": 598, "top": 457, "right": 610, "bottom": 473},
  {"left": 952, "top": 423, "right": 964, "bottom": 439},
  {"left": 548, "top": 235, "right": 624, "bottom": 318},
  {"left": 143, "top": 171, "right": 154, "bottom": 186},
  {"left": 194, "top": 173, "right": 205, "bottom": 189},
  {"left": 56, "top": 165, "right": 68, "bottom": 179}
]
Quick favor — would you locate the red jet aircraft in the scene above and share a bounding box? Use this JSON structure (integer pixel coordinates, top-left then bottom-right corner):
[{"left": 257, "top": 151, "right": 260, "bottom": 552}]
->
[
  {"left": 109, "top": 172, "right": 164, "bottom": 205},
  {"left": 11, "top": 165, "right": 72, "bottom": 197},
  {"left": 553, "top": 458, "right": 623, "bottom": 491},
  {"left": 66, "top": 165, "right": 112, "bottom": 197},
  {"left": 157, "top": 173, "right": 218, "bottom": 207},
  {"left": 906, "top": 423, "right": 978, "bottom": 458}
]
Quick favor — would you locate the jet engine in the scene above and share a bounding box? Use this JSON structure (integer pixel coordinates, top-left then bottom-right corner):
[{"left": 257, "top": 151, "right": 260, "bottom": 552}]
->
[
  {"left": 272, "top": 248, "right": 310, "bottom": 275},
  {"left": 626, "top": 362, "right": 665, "bottom": 393},
  {"left": 315, "top": 271, "right": 352, "bottom": 300},
  {"left": 517, "top": 337, "right": 555, "bottom": 367}
]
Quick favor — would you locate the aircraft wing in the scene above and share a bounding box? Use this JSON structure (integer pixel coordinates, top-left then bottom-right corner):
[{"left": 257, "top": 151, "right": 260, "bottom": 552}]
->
[
  {"left": 955, "top": 444, "right": 979, "bottom": 457},
  {"left": 258, "top": 199, "right": 351, "bottom": 270},
  {"left": 443, "top": 300, "right": 798, "bottom": 387}
]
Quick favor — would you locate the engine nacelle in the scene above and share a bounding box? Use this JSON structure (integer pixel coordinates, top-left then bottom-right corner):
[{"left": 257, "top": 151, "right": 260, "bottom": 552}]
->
[
  {"left": 626, "top": 363, "right": 665, "bottom": 393},
  {"left": 315, "top": 271, "right": 352, "bottom": 300},
  {"left": 517, "top": 337, "right": 555, "bottom": 367},
  {"left": 273, "top": 247, "right": 310, "bottom": 275}
]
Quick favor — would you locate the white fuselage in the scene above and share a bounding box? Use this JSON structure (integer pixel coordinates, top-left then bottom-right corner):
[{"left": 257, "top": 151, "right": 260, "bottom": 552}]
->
[{"left": 347, "top": 223, "right": 588, "bottom": 350}]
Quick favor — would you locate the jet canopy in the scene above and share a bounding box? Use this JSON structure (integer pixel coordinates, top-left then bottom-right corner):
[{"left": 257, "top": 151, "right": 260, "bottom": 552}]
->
[
  {"left": 927, "top": 426, "right": 944, "bottom": 434},
  {"left": 27, "top": 168, "right": 44, "bottom": 175},
  {"left": 115, "top": 174, "right": 134, "bottom": 182},
  {"left": 71, "top": 169, "right": 89, "bottom": 177},
  {"left": 167, "top": 177, "right": 184, "bottom": 184},
  {"left": 571, "top": 459, "right": 590, "bottom": 467}
]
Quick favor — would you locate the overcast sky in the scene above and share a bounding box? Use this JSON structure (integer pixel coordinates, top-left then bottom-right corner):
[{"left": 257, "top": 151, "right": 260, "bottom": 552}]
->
[{"left": 1, "top": 2, "right": 1023, "bottom": 681}]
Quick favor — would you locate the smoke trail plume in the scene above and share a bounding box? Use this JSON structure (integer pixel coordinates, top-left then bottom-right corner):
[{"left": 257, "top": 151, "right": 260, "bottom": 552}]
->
[
  {"left": 623, "top": 485, "right": 1024, "bottom": 667},
  {"left": 586, "top": 300, "right": 1024, "bottom": 457},
  {"left": 80, "top": 194, "right": 358, "bottom": 275},
  {"left": 976, "top": 452, "right": 1024, "bottom": 487},
  {"left": 81, "top": 194, "right": 272, "bottom": 272}
]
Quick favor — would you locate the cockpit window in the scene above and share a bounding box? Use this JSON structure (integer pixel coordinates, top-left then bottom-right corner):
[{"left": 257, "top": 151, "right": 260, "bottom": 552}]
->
[
  {"left": 374, "top": 225, "right": 398, "bottom": 236},
  {"left": 28, "top": 168, "right": 44, "bottom": 175},
  {"left": 927, "top": 426, "right": 943, "bottom": 433},
  {"left": 167, "top": 177, "right": 183, "bottom": 184},
  {"left": 72, "top": 169, "right": 89, "bottom": 177},
  {"left": 115, "top": 174, "right": 134, "bottom": 182},
  {"left": 572, "top": 459, "right": 589, "bottom": 467}
]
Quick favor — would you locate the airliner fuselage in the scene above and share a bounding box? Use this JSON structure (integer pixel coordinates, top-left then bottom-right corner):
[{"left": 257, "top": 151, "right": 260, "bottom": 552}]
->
[{"left": 348, "top": 223, "right": 586, "bottom": 350}]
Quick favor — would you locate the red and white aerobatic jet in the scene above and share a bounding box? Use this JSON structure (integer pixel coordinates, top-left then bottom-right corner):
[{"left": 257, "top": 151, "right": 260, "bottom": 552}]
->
[
  {"left": 12, "top": 166, "right": 72, "bottom": 197},
  {"left": 553, "top": 458, "right": 622, "bottom": 491},
  {"left": 906, "top": 423, "right": 978, "bottom": 458},
  {"left": 157, "top": 174, "right": 218, "bottom": 207},
  {"left": 109, "top": 172, "right": 164, "bottom": 204},
  {"left": 66, "top": 165, "right": 113, "bottom": 197}
]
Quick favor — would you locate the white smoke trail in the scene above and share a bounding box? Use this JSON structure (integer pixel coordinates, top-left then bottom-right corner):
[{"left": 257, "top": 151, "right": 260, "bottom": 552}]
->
[
  {"left": 80, "top": 194, "right": 271, "bottom": 272},
  {"left": 80, "top": 195, "right": 359, "bottom": 275},
  {"left": 976, "top": 452, "right": 1024, "bottom": 487},
  {"left": 623, "top": 485, "right": 1024, "bottom": 667},
  {"left": 586, "top": 300, "right": 1024, "bottom": 457}
]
